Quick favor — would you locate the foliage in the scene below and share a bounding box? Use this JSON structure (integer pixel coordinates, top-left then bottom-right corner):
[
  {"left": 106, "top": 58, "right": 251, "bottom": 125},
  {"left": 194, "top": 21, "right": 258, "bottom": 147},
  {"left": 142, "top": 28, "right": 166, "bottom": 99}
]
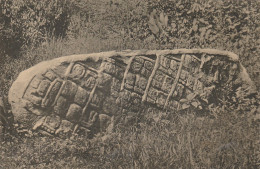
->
[
  {"left": 147, "top": 0, "right": 259, "bottom": 47},
  {"left": 67, "top": 0, "right": 150, "bottom": 43},
  {"left": 0, "top": 0, "right": 73, "bottom": 57},
  {"left": 1, "top": 0, "right": 259, "bottom": 87},
  {"left": 146, "top": 0, "right": 260, "bottom": 85},
  {"left": 0, "top": 0, "right": 259, "bottom": 168}
]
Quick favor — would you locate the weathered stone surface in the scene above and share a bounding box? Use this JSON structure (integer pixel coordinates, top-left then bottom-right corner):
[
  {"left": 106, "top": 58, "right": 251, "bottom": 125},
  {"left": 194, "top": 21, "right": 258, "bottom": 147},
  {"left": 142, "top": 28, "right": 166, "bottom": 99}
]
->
[
  {"left": 99, "top": 114, "right": 111, "bottom": 132},
  {"left": 8, "top": 49, "right": 257, "bottom": 136},
  {"left": 55, "top": 120, "right": 74, "bottom": 136},
  {"left": 66, "top": 104, "right": 82, "bottom": 122}
]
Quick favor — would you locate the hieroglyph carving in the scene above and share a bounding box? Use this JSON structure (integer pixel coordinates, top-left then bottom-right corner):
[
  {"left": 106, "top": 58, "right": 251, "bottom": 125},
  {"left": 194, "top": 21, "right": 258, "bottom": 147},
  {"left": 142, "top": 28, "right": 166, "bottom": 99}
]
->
[{"left": 9, "top": 49, "right": 256, "bottom": 136}]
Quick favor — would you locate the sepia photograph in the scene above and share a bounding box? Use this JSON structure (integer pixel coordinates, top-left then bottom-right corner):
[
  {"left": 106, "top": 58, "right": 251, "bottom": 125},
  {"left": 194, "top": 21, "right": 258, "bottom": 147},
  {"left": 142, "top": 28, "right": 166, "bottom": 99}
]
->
[{"left": 0, "top": 0, "right": 259, "bottom": 168}]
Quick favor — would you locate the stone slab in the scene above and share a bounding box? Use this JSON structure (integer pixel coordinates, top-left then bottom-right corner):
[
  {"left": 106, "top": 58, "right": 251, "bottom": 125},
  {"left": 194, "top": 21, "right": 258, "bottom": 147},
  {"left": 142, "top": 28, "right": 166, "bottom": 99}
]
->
[{"left": 8, "top": 49, "right": 256, "bottom": 136}]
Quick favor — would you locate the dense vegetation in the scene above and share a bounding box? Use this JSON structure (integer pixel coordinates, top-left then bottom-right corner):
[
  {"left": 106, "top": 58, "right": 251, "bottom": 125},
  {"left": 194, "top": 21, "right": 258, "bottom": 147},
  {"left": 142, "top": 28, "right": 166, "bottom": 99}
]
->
[{"left": 0, "top": 0, "right": 259, "bottom": 168}]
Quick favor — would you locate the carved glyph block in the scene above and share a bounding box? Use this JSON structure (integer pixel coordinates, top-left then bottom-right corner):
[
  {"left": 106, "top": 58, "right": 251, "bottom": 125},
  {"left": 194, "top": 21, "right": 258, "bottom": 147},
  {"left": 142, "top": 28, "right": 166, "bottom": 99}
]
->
[{"left": 8, "top": 49, "right": 256, "bottom": 136}]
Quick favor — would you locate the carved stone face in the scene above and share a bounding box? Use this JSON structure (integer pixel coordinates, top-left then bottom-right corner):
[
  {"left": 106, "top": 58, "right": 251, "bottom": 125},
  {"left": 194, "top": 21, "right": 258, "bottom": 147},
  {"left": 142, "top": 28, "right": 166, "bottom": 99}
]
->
[{"left": 8, "top": 49, "right": 256, "bottom": 137}]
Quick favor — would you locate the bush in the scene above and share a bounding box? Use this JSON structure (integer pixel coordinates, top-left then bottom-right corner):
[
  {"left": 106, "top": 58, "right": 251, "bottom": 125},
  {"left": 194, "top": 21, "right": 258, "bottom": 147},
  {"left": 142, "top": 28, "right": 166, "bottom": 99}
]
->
[
  {"left": 0, "top": 0, "right": 73, "bottom": 57},
  {"left": 146, "top": 0, "right": 260, "bottom": 87},
  {"left": 0, "top": 0, "right": 259, "bottom": 168}
]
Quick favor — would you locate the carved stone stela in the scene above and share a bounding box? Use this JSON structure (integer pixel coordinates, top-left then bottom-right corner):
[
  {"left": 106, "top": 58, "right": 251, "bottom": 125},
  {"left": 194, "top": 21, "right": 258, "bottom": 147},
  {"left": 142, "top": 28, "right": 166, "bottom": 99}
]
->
[{"left": 8, "top": 49, "right": 255, "bottom": 136}]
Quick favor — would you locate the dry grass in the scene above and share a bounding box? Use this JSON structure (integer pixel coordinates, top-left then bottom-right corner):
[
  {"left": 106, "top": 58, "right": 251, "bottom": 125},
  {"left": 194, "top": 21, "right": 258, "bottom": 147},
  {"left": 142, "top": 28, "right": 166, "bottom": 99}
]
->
[
  {"left": 0, "top": 32, "right": 259, "bottom": 169},
  {"left": 0, "top": 2, "right": 259, "bottom": 167},
  {"left": 0, "top": 35, "right": 159, "bottom": 95},
  {"left": 0, "top": 106, "right": 258, "bottom": 168}
]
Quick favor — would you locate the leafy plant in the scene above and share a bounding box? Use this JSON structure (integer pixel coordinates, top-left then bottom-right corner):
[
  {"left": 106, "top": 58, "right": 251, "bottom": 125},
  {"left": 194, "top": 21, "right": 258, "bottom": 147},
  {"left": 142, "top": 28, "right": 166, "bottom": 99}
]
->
[
  {"left": 0, "top": 0, "right": 74, "bottom": 57},
  {"left": 0, "top": 1, "right": 259, "bottom": 168}
]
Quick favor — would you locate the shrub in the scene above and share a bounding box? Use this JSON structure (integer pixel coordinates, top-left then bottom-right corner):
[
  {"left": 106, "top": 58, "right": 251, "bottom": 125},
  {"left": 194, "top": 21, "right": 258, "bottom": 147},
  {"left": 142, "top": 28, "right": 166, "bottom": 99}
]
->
[
  {"left": 0, "top": 0, "right": 73, "bottom": 57},
  {"left": 0, "top": 1, "right": 259, "bottom": 168},
  {"left": 146, "top": 0, "right": 260, "bottom": 87}
]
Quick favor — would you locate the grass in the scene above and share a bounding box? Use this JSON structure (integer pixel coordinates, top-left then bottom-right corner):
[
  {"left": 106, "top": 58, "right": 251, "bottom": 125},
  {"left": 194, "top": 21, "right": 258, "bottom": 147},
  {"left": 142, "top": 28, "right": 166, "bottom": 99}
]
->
[
  {"left": 0, "top": 6, "right": 259, "bottom": 168},
  {"left": 0, "top": 34, "right": 160, "bottom": 96},
  {"left": 0, "top": 106, "right": 259, "bottom": 168}
]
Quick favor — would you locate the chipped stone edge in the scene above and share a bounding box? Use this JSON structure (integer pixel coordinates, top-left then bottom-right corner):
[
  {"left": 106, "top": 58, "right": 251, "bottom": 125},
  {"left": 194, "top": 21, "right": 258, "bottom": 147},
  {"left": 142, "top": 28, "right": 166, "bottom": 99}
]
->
[{"left": 57, "top": 48, "right": 240, "bottom": 62}]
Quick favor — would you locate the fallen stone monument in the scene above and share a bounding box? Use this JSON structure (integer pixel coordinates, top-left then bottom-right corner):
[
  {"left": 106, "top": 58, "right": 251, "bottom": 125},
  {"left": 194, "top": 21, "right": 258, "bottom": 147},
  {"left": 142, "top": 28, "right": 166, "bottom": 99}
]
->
[{"left": 8, "top": 49, "right": 256, "bottom": 136}]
